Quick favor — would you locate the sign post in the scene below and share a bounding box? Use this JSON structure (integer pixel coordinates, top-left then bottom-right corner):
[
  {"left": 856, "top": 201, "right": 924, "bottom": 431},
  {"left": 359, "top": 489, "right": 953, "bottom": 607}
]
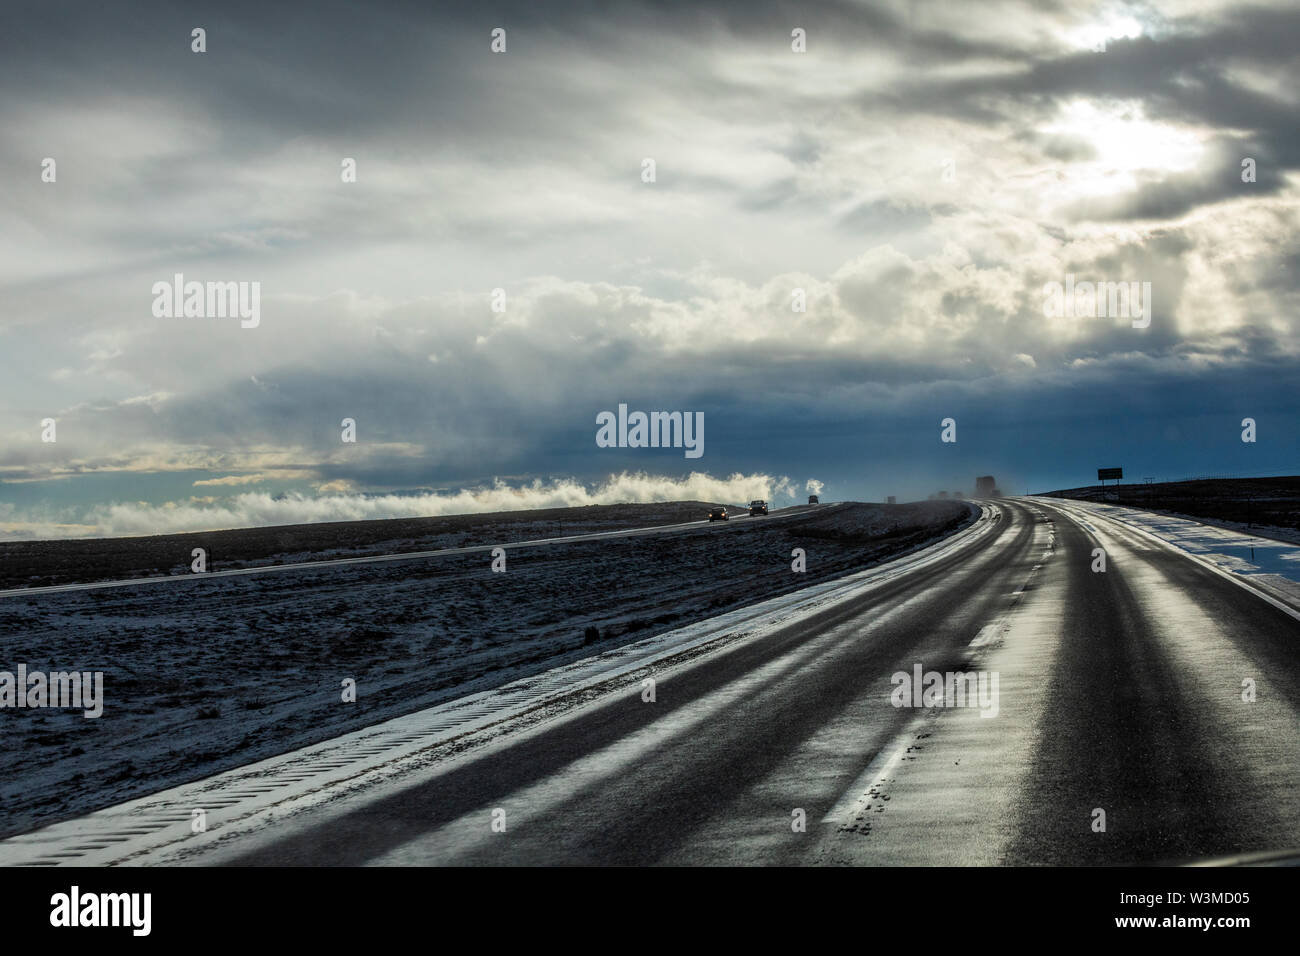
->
[{"left": 1097, "top": 467, "right": 1123, "bottom": 502}]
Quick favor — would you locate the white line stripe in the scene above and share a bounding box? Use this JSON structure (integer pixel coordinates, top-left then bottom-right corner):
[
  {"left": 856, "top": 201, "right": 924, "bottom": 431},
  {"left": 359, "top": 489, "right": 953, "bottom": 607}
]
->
[
  {"left": 821, "top": 715, "right": 930, "bottom": 824},
  {"left": 1036, "top": 498, "right": 1300, "bottom": 624}
]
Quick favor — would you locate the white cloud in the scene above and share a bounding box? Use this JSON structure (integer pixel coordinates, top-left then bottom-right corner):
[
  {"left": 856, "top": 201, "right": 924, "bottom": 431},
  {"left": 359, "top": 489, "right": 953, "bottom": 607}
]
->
[
  {"left": 192, "top": 474, "right": 270, "bottom": 487},
  {"left": 3, "top": 472, "right": 796, "bottom": 539}
]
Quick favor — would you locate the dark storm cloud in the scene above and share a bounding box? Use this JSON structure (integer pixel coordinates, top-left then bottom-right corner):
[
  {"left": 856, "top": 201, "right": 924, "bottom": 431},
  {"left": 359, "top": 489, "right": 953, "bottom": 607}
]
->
[{"left": 0, "top": 0, "right": 1025, "bottom": 141}]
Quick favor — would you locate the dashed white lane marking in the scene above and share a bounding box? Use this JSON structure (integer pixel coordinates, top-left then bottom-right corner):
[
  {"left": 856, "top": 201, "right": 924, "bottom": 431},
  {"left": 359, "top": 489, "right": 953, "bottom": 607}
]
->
[
  {"left": 824, "top": 501, "right": 1040, "bottom": 829},
  {"left": 972, "top": 510, "right": 1054, "bottom": 649},
  {"left": 821, "top": 714, "right": 931, "bottom": 826}
]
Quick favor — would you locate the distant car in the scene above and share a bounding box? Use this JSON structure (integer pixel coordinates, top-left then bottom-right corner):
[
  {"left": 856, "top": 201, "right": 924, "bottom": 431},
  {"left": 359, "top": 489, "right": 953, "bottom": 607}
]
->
[
  {"left": 808, "top": 495, "right": 819, "bottom": 505},
  {"left": 708, "top": 506, "right": 728, "bottom": 521},
  {"left": 749, "top": 499, "right": 768, "bottom": 516}
]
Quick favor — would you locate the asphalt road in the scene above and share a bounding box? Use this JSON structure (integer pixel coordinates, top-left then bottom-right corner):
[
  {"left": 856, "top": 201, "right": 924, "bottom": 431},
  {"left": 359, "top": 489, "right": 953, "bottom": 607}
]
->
[
  {"left": 0, "top": 504, "right": 819, "bottom": 599},
  {"left": 209, "top": 497, "right": 1300, "bottom": 865}
]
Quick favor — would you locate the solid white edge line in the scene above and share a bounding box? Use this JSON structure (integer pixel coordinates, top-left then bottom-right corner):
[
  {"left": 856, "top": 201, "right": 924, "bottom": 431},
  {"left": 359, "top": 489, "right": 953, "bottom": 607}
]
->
[{"left": 1032, "top": 497, "right": 1300, "bottom": 625}]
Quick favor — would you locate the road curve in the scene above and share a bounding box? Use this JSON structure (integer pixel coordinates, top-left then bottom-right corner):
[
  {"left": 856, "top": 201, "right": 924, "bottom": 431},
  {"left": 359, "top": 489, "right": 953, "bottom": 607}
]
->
[{"left": 193, "top": 496, "right": 1300, "bottom": 866}]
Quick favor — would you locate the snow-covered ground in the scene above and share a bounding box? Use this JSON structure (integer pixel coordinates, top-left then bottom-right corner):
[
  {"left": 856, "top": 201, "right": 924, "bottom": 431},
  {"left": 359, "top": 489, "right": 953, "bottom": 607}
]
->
[
  {"left": 0, "top": 501, "right": 718, "bottom": 590},
  {"left": 0, "top": 499, "right": 971, "bottom": 838},
  {"left": 1042, "top": 477, "right": 1300, "bottom": 547},
  {"left": 1146, "top": 512, "right": 1300, "bottom": 547},
  {"left": 0, "top": 499, "right": 990, "bottom": 866},
  {"left": 1036, "top": 497, "right": 1300, "bottom": 609}
]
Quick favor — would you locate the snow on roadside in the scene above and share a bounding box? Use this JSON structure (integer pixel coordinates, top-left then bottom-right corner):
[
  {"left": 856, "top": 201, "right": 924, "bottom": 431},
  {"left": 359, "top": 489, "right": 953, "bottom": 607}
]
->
[
  {"left": 0, "top": 502, "right": 993, "bottom": 867},
  {"left": 0, "top": 500, "right": 972, "bottom": 838},
  {"left": 1040, "top": 497, "right": 1300, "bottom": 608}
]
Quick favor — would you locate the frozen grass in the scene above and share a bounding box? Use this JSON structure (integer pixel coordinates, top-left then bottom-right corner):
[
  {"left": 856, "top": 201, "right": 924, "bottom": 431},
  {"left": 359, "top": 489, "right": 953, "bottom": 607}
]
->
[{"left": 0, "top": 499, "right": 970, "bottom": 838}]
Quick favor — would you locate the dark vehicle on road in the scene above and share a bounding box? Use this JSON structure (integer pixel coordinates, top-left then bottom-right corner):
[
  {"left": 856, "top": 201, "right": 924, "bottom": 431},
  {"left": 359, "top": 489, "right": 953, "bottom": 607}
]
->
[
  {"left": 708, "top": 506, "right": 728, "bottom": 521},
  {"left": 748, "top": 499, "right": 768, "bottom": 515},
  {"left": 808, "top": 495, "right": 819, "bottom": 505}
]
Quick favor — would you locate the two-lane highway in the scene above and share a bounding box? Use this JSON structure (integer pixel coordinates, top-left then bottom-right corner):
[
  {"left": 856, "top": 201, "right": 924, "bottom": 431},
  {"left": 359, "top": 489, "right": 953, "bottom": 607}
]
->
[
  {"left": 7, "top": 496, "right": 1297, "bottom": 866},
  {"left": 176, "top": 496, "right": 1298, "bottom": 866}
]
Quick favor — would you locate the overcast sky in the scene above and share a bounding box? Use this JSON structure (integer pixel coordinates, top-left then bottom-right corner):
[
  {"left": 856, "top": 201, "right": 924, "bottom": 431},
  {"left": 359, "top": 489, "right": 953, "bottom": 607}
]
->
[{"left": 2, "top": 0, "right": 1298, "bottom": 537}]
